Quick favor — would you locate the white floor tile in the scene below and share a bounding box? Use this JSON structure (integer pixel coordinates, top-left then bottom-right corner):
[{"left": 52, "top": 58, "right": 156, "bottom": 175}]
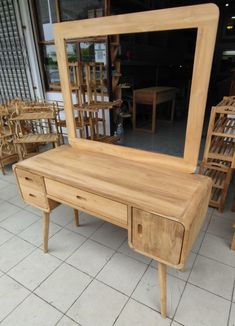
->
[
  {"left": 207, "top": 215, "right": 234, "bottom": 240},
  {"left": 8, "top": 248, "right": 61, "bottom": 291},
  {"left": 7, "top": 194, "right": 28, "bottom": 208},
  {"left": 67, "top": 239, "right": 114, "bottom": 276},
  {"left": 35, "top": 262, "right": 92, "bottom": 313},
  {"left": 118, "top": 240, "right": 152, "bottom": 264},
  {"left": 115, "top": 299, "right": 171, "bottom": 326},
  {"left": 175, "top": 284, "right": 230, "bottom": 326},
  {"left": 0, "top": 201, "right": 22, "bottom": 222},
  {"left": 0, "top": 237, "right": 35, "bottom": 272},
  {"left": 0, "top": 227, "right": 14, "bottom": 246},
  {"left": 199, "top": 233, "right": 235, "bottom": 267},
  {"left": 51, "top": 205, "right": 74, "bottom": 226},
  {"left": 214, "top": 208, "right": 235, "bottom": 220},
  {"left": 0, "top": 275, "right": 30, "bottom": 322},
  {"left": 191, "top": 231, "right": 205, "bottom": 253},
  {"left": 0, "top": 179, "right": 10, "bottom": 189},
  {"left": 65, "top": 212, "right": 103, "bottom": 237},
  {"left": 24, "top": 205, "right": 42, "bottom": 216},
  {"left": 189, "top": 255, "right": 235, "bottom": 300},
  {"left": 67, "top": 279, "right": 127, "bottom": 326},
  {"left": 0, "top": 184, "right": 18, "bottom": 200},
  {"left": 0, "top": 210, "right": 39, "bottom": 234},
  {"left": 57, "top": 316, "right": 79, "bottom": 325},
  {"left": 1, "top": 293, "right": 62, "bottom": 326},
  {"left": 91, "top": 222, "right": 127, "bottom": 250},
  {"left": 47, "top": 228, "right": 86, "bottom": 260},
  {"left": 19, "top": 219, "right": 61, "bottom": 246},
  {"left": 229, "top": 303, "right": 235, "bottom": 326},
  {"left": 171, "top": 322, "right": 182, "bottom": 326},
  {"left": 201, "top": 209, "right": 213, "bottom": 232},
  {"left": 132, "top": 266, "right": 185, "bottom": 318},
  {"left": 151, "top": 252, "right": 197, "bottom": 282},
  {"left": 97, "top": 252, "right": 147, "bottom": 295}
]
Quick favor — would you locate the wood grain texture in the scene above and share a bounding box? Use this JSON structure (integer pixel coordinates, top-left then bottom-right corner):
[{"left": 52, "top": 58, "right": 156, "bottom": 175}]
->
[
  {"left": 131, "top": 208, "right": 184, "bottom": 265},
  {"left": 45, "top": 178, "right": 128, "bottom": 227},
  {"left": 54, "top": 4, "right": 219, "bottom": 172},
  {"left": 14, "top": 145, "right": 211, "bottom": 227}
]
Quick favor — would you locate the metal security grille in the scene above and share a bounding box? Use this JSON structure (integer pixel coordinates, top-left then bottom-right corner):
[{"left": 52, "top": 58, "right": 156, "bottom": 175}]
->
[{"left": 0, "top": 0, "right": 35, "bottom": 103}]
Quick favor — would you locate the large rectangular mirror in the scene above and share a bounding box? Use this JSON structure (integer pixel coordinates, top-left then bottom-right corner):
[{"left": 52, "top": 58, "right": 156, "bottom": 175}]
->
[{"left": 54, "top": 4, "right": 219, "bottom": 172}]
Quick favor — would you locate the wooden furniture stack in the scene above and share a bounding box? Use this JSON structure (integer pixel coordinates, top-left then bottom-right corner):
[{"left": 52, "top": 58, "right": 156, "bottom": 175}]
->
[
  {"left": 14, "top": 5, "right": 219, "bottom": 319},
  {"left": 10, "top": 101, "right": 62, "bottom": 161},
  {"left": 110, "top": 34, "right": 122, "bottom": 100},
  {"left": 69, "top": 61, "right": 121, "bottom": 143},
  {"left": 0, "top": 105, "right": 18, "bottom": 174},
  {"left": 199, "top": 96, "right": 235, "bottom": 212}
]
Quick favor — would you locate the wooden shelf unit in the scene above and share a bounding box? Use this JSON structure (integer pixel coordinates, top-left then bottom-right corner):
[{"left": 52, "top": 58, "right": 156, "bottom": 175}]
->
[{"left": 199, "top": 97, "right": 235, "bottom": 211}]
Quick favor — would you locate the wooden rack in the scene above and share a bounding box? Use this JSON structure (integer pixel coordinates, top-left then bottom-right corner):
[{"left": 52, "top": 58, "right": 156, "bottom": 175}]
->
[
  {"left": 0, "top": 105, "right": 18, "bottom": 174},
  {"left": 10, "top": 101, "right": 62, "bottom": 161},
  {"left": 199, "top": 96, "right": 235, "bottom": 211}
]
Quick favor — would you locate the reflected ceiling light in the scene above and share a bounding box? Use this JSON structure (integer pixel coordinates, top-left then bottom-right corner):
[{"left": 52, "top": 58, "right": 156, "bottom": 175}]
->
[{"left": 226, "top": 3, "right": 229, "bottom": 6}]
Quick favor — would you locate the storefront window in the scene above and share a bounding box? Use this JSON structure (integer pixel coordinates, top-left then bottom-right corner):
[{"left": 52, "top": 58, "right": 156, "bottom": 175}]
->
[
  {"left": 60, "top": 0, "right": 104, "bottom": 21},
  {"left": 32, "top": 0, "right": 106, "bottom": 90}
]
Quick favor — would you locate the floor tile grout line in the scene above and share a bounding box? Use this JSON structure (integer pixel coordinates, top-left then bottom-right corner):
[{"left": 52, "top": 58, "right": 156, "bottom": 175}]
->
[
  {"left": 171, "top": 247, "right": 200, "bottom": 323},
  {"left": 197, "top": 251, "right": 235, "bottom": 269},
  {"left": 112, "top": 262, "right": 152, "bottom": 326},
  {"left": 227, "top": 280, "right": 235, "bottom": 326}
]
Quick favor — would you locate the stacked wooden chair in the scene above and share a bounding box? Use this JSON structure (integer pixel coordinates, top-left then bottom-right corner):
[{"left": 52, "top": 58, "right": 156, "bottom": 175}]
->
[
  {"left": 0, "top": 104, "right": 18, "bottom": 174},
  {"left": 199, "top": 96, "right": 235, "bottom": 212}
]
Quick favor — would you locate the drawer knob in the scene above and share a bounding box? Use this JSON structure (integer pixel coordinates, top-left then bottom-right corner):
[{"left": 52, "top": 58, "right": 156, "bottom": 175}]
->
[
  {"left": 29, "top": 193, "right": 36, "bottom": 198},
  {"left": 25, "top": 177, "right": 32, "bottom": 182},
  {"left": 76, "top": 195, "right": 86, "bottom": 201},
  {"left": 137, "top": 224, "right": 143, "bottom": 237}
]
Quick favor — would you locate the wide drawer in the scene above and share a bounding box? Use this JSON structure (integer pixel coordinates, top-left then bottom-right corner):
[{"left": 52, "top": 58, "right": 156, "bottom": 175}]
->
[
  {"left": 129, "top": 208, "right": 184, "bottom": 265},
  {"left": 15, "top": 168, "right": 49, "bottom": 210},
  {"left": 45, "top": 178, "right": 128, "bottom": 226}
]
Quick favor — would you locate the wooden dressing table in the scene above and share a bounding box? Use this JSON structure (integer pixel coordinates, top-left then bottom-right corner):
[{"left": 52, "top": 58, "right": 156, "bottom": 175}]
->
[{"left": 13, "top": 4, "right": 219, "bottom": 319}]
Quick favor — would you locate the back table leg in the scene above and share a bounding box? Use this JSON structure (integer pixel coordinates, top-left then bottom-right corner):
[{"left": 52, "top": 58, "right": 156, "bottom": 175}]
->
[
  {"left": 158, "top": 262, "right": 167, "bottom": 318},
  {"left": 74, "top": 209, "right": 79, "bottom": 226},
  {"left": 43, "top": 211, "right": 50, "bottom": 253}
]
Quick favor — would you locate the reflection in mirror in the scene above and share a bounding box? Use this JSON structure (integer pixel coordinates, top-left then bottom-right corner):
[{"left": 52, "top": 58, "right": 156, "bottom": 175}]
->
[{"left": 64, "top": 29, "right": 197, "bottom": 158}]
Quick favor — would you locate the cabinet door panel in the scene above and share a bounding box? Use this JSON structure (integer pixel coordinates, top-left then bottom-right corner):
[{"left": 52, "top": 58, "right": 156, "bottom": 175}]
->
[{"left": 131, "top": 208, "right": 184, "bottom": 265}]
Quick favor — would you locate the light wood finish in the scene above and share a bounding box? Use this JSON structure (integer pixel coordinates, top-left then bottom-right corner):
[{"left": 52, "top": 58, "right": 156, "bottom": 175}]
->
[
  {"left": 13, "top": 5, "right": 218, "bottom": 318},
  {"left": 158, "top": 263, "right": 167, "bottom": 319},
  {"left": 54, "top": 4, "right": 219, "bottom": 171},
  {"left": 45, "top": 178, "right": 128, "bottom": 227},
  {"left": 43, "top": 211, "right": 50, "bottom": 253},
  {"left": 130, "top": 208, "right": 184, "bottom": 265},
  {"left": 15, "top": 144, "right": 211, "bottom": 267},
  {"left": 200, "top": 98, "right": 235, "bottom": 211},
  {"left": 133, "top": 87, "right": 176, "bottom": 133}
]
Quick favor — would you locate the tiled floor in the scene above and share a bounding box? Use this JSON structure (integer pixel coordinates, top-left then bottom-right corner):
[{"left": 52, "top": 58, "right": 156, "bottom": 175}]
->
[{"left": 0, "top": 166, "right": 235, "bottom": 326}]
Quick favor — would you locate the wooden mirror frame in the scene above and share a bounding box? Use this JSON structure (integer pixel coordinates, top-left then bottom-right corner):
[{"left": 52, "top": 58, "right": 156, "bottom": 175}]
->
[{"left": 54, "top": 4, "right": 219, "bottom": 173}]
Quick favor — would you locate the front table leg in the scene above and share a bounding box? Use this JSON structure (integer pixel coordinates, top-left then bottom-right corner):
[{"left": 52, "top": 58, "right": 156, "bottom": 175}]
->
[
  {"left": 43, "top": 211, "right": 50, "bottom": 253},
  {"left": 158, "top": 262, "right": 167, "bottom": 318}
]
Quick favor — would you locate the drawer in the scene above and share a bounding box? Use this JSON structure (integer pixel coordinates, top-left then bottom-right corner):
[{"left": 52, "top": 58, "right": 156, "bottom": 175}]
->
[
  {"left": 130, "top": 208, "right": 184, "bottom": 265},
  {"left": 45, "top": 179, "right": 128, "bottom": 226},
  {"left": 15, "top": 168, "right": 49, "bottom": 210}
]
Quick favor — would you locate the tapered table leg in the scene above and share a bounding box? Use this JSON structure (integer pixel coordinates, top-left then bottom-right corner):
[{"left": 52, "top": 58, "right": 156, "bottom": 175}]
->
[
  {"left": 43, "top": 211, "right": 50, "bottom": 253},
  {"left": 74, "top": 209, "right": 79, "bottom": 227},
  {"left": 158, "top": 262, "right": 167, "bottom": 318}
]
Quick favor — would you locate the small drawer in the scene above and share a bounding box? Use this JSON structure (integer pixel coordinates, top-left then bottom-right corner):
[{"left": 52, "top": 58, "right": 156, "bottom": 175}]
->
[
  {"left": 15, "top": 168, "right": 49, "bottom": 210},
  {"left": 45, "top": 178, "right": 128, "bottom": 226},
  {"left": 130, "top": 208, "right": 184, "bottom": 265}
]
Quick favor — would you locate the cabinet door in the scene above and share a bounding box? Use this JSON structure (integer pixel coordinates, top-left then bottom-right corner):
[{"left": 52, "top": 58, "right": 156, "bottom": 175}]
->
[{"left": 130, "top": 208, "right": 184, "bottom": 265}]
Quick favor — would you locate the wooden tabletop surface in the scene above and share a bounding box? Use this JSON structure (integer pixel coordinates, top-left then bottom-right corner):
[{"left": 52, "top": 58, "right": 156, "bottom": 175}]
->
[
  {"left": 15, "top": 145, "right": 210, "bottom": 222},
  {"left": 134, "top": 87, "right": 177, "bottom": 93}
]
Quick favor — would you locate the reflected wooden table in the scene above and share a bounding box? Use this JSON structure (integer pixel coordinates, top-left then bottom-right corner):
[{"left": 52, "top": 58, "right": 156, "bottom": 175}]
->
[{"left": 133, "top": 86, "right": 177, "bottom": 133}]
